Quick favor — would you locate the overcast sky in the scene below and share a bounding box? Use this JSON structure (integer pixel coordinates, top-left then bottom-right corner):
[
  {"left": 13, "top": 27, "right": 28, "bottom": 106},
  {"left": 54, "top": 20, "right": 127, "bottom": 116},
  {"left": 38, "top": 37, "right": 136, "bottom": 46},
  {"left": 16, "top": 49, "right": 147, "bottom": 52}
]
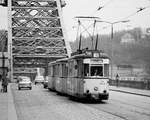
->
[
  {"left": 63, "top": 0, "right": 150, "bottom": 41},
  {"left": 0, "top": 0, "right": 150, "bottom": 41}
]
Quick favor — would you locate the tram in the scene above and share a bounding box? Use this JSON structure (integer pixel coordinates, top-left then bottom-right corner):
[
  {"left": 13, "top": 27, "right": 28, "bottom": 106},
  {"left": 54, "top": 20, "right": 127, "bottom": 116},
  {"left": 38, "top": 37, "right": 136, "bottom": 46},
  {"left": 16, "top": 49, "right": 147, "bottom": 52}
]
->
[{"left": 47, "top": 49, "right": 110, "bottom": 100}]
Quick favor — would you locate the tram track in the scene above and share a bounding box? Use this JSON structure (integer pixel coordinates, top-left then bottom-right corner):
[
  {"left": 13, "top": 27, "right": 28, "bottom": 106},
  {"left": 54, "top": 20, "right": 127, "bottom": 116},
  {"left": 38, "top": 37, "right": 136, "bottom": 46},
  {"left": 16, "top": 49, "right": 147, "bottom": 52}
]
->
[
  {"left": 87, "top": 99, "right": 150, "bottom": 120},
  {"left": 37, "top": 86, "right": 132, "bottom": 120},
  {"left": 33, "top": 85, "right": 150, "bottom": 120},
  {"left": 111, "top": 98, "right": 150, "bottom": 110},
  {"left": 11, "top": 84, "right": 150, "bottom": 120},
  {"left": 86, "top": 101, "right": 130, "bottom": 120},
  {"left": 110, "top": 99, "right": 150, "bottom": 116},
  {"left": 93, "top": 106, "right": 128, "bottom": 120},
  {"left": 42, "top": 85, "right": 150, "bottom": 119}
]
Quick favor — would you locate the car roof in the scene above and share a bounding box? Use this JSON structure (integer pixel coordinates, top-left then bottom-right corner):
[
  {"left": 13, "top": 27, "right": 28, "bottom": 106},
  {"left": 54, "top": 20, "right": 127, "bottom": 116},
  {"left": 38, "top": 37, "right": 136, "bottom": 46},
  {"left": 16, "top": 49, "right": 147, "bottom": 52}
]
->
[
  {"left": 36, "top": 76, "right": 44, "bottom": 78},
  {"left": 18, "top": 76, "right": 30, "bottom": 80}
]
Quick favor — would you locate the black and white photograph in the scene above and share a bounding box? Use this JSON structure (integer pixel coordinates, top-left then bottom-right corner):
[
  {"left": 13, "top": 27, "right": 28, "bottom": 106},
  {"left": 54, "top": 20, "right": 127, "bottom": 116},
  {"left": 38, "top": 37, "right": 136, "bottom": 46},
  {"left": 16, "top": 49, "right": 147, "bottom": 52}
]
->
[{"left": 0, "top": 0, "right": 150, "bottom": 120}]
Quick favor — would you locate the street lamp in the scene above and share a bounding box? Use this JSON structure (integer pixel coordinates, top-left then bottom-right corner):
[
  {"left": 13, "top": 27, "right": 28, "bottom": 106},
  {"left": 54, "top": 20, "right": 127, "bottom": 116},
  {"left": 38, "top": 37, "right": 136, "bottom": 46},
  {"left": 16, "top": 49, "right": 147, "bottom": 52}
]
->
[{"left": 96, "top": 20, "right": 130, "bottom": 80}]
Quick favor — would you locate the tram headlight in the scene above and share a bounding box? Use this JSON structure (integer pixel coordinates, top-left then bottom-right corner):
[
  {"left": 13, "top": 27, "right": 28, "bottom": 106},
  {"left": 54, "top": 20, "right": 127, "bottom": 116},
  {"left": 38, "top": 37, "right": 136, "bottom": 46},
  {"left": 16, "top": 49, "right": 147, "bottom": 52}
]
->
[
  {"left": 103, "top": 90, "right": 107, "bottom": 93},
  {"left": 94, "top": 87, "right": 98, "bottom": 91},
  {"left": 86, "top": 90, "right": 90, "bottom": 93}
]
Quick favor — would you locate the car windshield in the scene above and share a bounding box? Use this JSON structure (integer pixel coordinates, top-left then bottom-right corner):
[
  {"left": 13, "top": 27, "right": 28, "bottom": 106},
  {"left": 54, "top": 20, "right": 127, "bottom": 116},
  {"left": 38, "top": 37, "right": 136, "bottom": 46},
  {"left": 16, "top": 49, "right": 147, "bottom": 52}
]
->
[
  {"left": 36, "top": 76, "right": 44, "bottom": 80},
  {"left": 19, "top": 76, "right": 30, "bottom": 82}
]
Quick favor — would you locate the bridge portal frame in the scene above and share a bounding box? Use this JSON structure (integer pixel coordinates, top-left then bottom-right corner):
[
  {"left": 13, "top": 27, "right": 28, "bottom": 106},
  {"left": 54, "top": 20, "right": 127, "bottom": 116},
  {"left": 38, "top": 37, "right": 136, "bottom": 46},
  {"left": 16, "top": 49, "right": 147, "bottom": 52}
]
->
[{"left": 8, "top": 0, "right": 71, "bottom": 81}]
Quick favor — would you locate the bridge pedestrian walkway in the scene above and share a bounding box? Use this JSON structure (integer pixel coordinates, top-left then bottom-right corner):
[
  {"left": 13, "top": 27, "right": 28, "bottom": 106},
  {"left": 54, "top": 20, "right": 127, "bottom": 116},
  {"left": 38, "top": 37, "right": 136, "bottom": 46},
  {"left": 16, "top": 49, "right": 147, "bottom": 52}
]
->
[
  {"left": 0, "top": 81, "right": 8, "bottom": 120},
  {"left": 0, "top": 82, "right": 18, "bottom": 120},
  {"left": 110, "top": 85, "right": 150, "bottom": 97}
]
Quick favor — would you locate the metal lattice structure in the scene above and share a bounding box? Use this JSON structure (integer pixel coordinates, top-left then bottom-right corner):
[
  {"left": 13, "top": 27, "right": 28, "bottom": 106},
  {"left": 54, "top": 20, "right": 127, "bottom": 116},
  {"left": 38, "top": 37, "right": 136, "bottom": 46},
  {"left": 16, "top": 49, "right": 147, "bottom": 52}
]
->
[
  {"left": 10, "top": 0, "right": 71, "bottom": 74},
  {"left": 0, "top": 31, "right": 7, "bottom": 52}
]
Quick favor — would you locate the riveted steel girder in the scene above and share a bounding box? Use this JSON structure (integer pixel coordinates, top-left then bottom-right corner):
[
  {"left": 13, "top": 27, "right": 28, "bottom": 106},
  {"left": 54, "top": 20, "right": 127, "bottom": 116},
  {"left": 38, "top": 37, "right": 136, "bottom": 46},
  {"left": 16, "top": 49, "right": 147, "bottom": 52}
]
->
[
  {"left": 11, "top": 0, "right": 71, "bottom": 70},
  {"left": 0, "top": 31, "right": 7, "bottom": 52}
]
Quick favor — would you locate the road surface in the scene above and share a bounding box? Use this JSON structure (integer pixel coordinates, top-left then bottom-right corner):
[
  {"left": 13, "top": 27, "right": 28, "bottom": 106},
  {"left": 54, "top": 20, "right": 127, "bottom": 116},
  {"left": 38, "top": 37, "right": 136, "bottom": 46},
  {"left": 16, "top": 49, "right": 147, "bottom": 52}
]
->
[{"left": 11, "top": 84, "right": 150, "bottom": 120}]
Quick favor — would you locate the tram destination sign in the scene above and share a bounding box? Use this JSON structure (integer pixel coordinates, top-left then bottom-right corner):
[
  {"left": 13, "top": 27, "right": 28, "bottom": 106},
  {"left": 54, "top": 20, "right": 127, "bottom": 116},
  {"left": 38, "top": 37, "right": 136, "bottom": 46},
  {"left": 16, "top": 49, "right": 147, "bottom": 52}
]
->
[{"left": 91, "top": 58, "right": 103, "bottom": 64}]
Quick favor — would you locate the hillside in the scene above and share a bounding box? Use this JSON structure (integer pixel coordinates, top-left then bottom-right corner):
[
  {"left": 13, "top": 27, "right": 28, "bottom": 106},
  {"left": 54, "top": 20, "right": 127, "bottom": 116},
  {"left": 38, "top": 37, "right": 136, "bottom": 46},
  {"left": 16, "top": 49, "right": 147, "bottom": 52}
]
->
[{"left": 70, "top": 28, "right": 150, "bottom": 74}]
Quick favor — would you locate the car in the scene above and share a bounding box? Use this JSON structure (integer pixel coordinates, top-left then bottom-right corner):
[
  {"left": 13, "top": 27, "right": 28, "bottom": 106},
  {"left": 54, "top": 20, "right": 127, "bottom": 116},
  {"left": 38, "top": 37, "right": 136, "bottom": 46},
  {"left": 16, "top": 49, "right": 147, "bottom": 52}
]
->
[
  {"left": 34, "top": 76, "right": 44, "bottom": 85},
  {"left": 43, "top": 76, "right": 48, "bottom": 88},
  {"left": 18, "top": 76, "right": 32, "bottom": 90}
]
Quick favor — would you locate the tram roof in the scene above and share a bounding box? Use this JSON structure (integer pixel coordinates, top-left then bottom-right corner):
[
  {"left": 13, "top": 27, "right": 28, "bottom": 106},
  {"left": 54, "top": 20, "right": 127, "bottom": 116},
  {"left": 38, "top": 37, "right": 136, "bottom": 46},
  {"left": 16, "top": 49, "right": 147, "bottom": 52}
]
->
[
  {"left": 48, "top": 57, "right": 68, "bottom": 65},
  {"left": 48, "top": 61, "right": 56, "bottom": 65},
  {"left": 55, "top": 57, "right": 68, "bottom": 62},
  {"left": 48, "top": 49, "right": 109, "bottom": 65}
]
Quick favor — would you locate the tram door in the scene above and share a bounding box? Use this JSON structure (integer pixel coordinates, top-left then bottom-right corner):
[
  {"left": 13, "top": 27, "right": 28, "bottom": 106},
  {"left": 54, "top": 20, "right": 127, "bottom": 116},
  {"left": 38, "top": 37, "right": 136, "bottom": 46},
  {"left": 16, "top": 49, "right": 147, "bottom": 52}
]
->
[{"left": 76, "top": 59, "right": 84, "bottom": 95}]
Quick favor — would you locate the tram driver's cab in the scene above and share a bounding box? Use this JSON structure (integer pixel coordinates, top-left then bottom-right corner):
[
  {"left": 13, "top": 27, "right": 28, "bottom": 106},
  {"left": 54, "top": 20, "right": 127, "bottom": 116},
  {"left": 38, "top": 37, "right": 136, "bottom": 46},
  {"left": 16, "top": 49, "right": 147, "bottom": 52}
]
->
[{"left": 83, "top": 58, "right": 109, "bottom": 78}]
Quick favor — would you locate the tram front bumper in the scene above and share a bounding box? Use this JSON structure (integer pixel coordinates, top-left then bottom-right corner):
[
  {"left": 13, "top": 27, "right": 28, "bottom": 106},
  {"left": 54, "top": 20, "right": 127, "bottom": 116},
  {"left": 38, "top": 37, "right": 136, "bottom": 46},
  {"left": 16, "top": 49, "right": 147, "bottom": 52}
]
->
[
  {"left": 84, "top": 93, "right": 109, "bottom": 100},
  {"left": 99, "top": 93, "right": 109, "bottom": 100}
]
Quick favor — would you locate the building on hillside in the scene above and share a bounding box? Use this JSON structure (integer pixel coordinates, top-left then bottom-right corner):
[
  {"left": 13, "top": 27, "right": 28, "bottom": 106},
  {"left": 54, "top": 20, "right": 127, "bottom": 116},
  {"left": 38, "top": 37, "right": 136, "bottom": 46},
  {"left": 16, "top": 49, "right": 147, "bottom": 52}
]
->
[
  {"left": 120, "top": 33, "right": 135, "bottom": 44},
  {"left": 113, "top": 64, "right": 135, "bottom": 81},
  {"left": 142, "top": 28, "right": 150, "bottom": 35},
  {"left": 113, "top": 64, "right": 150, "bottom": 81},
  {"left": 141, "top": 27, "right": 150, "bottom": 38}
]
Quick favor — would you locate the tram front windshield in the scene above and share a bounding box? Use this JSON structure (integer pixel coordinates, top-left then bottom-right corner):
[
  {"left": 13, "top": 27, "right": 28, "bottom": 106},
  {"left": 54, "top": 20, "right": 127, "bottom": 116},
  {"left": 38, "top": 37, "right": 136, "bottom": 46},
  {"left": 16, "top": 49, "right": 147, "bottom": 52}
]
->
[
  {"left": 84, "top": 64, "right": 103, "bottom": 77},
  {"left": 91, "top": 65, "right": 103, "bottom": 76}
]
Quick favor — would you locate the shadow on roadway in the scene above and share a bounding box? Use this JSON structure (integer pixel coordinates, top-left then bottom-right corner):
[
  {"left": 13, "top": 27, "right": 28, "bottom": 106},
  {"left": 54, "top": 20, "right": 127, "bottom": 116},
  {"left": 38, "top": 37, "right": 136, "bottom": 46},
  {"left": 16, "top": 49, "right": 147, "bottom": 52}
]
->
[
  {"left": 38, "top": 87, "right": 108, "bottom": 104},
  {"left": 69, "top": 96, "right": 108, "bottom": 104}
]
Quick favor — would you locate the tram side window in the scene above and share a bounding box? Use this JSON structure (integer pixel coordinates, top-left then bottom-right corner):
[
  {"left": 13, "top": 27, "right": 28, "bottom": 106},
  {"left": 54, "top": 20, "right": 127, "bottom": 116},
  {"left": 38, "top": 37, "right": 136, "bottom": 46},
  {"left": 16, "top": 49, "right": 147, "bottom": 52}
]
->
[
  {"left": 84, "top": 64, "right": 89, "bottom": 76},
  {"left": 104, "top": 64, "right": 109, "bottom": 77},
  {"left": 76, "top": 60, "right": 81, "bottom": 77},
  {"left": 62, "top": 63, "right": 68, "bottom": 77},
  {"left": 53, "top": 65, "right": 57, "bottom": 77},
  {"left": 59, "top": 64, "right": 61, "bottom": 76},
  {"left": 48, "top": 66, "right": 51, "bottom": 76},
  {"left": 91, "top": 66, "right": 103, "bottom": 76},
  {"left": 57, "top": 64, "right": 60, "bottom": 77},
  {"left": 68, "top": 61, "right": 73, "bottom": 77},
  {"left": 48, "top": 66, "right": 53, "bottom": 77},
  {"left": 53, "top": 64, "right": 59, "bottom": 77}
]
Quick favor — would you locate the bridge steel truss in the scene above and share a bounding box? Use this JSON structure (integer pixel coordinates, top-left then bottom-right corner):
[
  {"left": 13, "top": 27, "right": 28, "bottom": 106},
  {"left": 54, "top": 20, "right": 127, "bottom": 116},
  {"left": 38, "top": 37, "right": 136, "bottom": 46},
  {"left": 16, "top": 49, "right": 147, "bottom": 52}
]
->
[{"left": 8, "top": 0, "right": 71, "bottom": 77}]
